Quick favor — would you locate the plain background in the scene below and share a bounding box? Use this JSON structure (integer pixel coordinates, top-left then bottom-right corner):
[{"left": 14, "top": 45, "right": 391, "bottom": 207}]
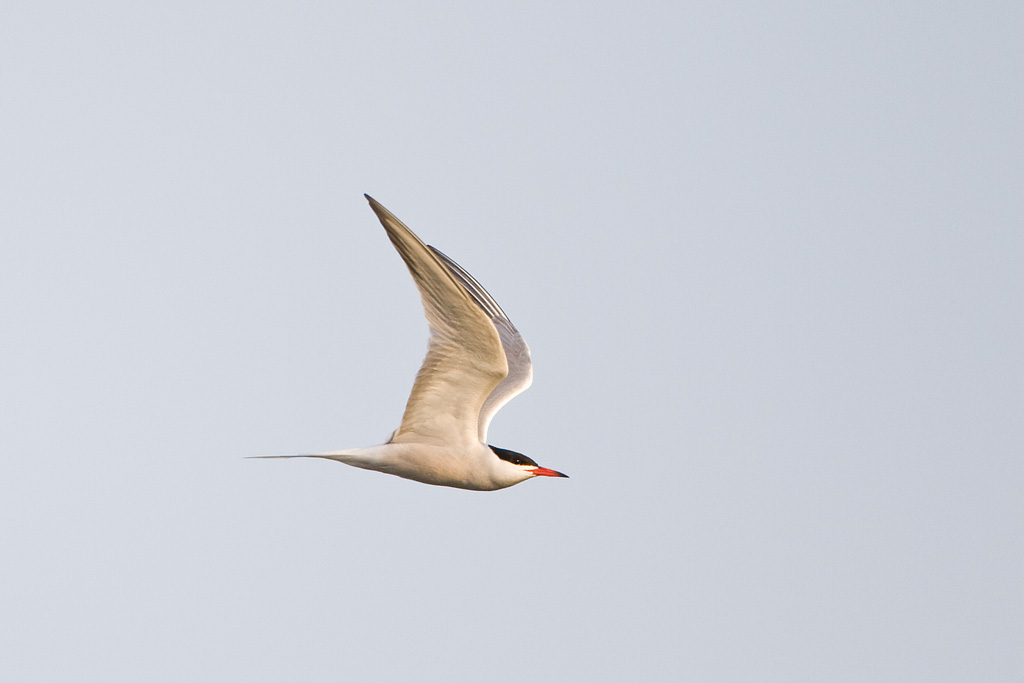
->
[{"left": 2, "top": 2, "right": 1021, "bottom": 681}]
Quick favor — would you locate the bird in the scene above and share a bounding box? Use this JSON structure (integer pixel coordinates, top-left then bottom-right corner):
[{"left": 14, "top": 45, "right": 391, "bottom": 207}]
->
[{"left": 252, "top": 195, "right": 567, "bottom": 491}]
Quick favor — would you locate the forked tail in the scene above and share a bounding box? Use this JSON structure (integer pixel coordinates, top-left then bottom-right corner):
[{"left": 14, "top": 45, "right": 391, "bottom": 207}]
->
[{"left": 246, "top": 448, "right": 374, "bottom": 467}]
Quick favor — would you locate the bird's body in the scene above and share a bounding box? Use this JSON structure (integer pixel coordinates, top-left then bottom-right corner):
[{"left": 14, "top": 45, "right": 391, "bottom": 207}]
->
[
  {"left": 254, "top": 195, "right": 567, "bottom": 491},
  {"left": 300, "top": 443, "right": 535, "bottom": 491}
]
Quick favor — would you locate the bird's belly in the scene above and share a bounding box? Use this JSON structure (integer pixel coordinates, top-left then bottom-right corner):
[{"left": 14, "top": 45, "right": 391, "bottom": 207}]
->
[{"left": 373, "top": 443, "right": 502, "bottom": 491}]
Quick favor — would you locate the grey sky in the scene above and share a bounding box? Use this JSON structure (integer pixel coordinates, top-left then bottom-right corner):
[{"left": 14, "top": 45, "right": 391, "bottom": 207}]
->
[{"left": 2, "top": 2, "right": 1021, "bottom": 681}]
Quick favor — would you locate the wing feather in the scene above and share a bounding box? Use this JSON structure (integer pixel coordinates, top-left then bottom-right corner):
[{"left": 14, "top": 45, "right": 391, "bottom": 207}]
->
[
  {"left": 365, "top": 196, "right": 507, "bottom": 447},
  {"left": 429, "top": 247, "right": 533, "bottom": 442}
]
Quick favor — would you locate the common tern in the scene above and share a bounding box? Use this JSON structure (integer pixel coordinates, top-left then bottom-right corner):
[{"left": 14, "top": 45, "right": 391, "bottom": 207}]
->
[{"left": 253, "top": 195, "right": 567, "bottom": 490}]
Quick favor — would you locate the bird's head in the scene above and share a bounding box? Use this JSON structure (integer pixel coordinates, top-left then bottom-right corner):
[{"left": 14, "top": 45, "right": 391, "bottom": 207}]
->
[{"left": 490, "top": 445, "right": 568, "bottom": 483}]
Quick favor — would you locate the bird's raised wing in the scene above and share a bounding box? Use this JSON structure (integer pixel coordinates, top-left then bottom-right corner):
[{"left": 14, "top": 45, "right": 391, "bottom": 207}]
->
[
  {"left": 365, "top": 196, "right": 508, "bottom": 448},
  {"left": 429, "top": 247, "right": 533, "bottom": 443}
]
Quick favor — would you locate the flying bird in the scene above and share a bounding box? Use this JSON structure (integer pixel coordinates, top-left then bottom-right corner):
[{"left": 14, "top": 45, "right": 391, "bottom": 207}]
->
[{"left": 253, "top": 195, "right": 567, "bottom": 490}]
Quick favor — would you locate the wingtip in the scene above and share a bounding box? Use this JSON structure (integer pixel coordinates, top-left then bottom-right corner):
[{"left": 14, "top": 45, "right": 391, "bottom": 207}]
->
[{"left": 364, "top": 194, "right": 390, "bottom": 218}]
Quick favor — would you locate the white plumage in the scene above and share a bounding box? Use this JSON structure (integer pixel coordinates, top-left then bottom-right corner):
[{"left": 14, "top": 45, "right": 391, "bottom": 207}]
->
[{"left": 253, "top": 195, "right": 567, "bottom": 491}]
